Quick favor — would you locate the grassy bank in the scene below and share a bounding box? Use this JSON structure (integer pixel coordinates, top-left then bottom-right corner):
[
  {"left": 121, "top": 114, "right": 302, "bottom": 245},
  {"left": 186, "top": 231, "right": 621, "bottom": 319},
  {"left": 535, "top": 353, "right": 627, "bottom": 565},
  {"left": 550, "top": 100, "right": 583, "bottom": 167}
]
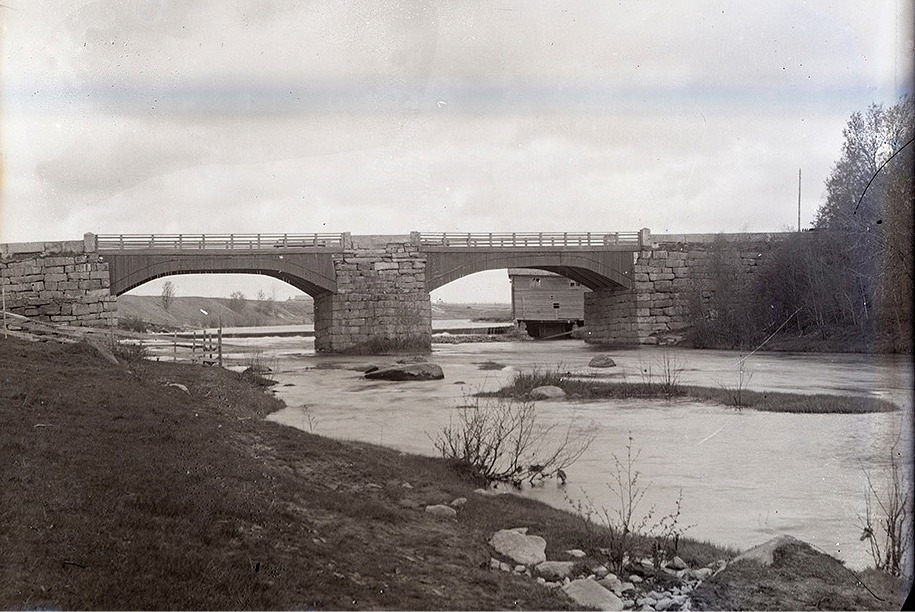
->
[
  {"left": 482, "top": 368, "right": 899, "bottom": 413},
  {"left": 1, "top": 337, "right": 905, "bottom": 609}
]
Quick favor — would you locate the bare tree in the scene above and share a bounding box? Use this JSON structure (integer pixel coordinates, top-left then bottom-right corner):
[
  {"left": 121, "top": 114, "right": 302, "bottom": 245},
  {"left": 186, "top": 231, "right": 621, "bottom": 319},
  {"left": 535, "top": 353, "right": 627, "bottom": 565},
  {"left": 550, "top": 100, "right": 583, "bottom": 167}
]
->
[
  {"left": 228, "top": 290, "right": 247, "bottom": 311},
  {"left": 160, "top": 280, "right": 176, "bottom": 311}
]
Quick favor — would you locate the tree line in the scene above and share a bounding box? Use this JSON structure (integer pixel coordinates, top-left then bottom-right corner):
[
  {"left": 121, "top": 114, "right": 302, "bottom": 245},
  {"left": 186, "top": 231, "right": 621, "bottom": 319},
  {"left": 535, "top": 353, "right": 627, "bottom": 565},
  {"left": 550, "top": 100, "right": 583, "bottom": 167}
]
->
[{"left": 688, "top": 97, "right": 913, "bottom": 353}]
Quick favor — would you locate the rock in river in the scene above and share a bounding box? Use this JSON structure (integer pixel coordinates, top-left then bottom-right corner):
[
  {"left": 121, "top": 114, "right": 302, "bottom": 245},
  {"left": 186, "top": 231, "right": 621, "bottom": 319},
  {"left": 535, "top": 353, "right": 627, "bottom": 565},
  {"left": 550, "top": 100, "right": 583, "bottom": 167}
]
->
[
  {"left": 529, "top": 385, "right": 565, "bottom": 399},
  {"left": 364, "top": 363, "right": 444, "bottom": 381},
  {"left": 589, "top": 355, "right": 617, "bottom": 368}
]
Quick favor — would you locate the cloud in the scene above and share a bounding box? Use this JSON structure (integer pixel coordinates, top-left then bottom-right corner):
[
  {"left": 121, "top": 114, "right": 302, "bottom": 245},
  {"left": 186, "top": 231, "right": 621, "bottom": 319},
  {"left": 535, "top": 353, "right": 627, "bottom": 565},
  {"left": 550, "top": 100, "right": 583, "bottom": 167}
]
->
[{"left": 2, "top": 0, "right": 910, "bottom": 246}]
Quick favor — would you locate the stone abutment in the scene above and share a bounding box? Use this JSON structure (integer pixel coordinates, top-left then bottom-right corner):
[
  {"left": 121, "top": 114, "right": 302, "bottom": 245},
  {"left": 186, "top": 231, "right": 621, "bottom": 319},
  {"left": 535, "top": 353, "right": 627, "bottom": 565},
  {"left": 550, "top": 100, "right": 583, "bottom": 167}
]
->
[
  {"left": 0, "top": 234, "right": 116, "bottom": 326},
  {"left": 583, "top": 232, "right": 788, "bottom": 346}
]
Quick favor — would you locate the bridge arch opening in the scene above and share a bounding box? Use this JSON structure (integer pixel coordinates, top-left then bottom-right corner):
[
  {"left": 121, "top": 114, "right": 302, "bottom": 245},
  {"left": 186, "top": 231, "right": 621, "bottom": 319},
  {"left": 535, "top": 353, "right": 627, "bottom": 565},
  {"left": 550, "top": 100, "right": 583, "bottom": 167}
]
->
[
  {"left": 121, "top": 273, "right": 314, "bottom": 330},
  {"left": 431, "top": 267, "right": 595, "bottom": 339},
  {"left": 423, "top": 251, "right": 633, "bottom": 294}
]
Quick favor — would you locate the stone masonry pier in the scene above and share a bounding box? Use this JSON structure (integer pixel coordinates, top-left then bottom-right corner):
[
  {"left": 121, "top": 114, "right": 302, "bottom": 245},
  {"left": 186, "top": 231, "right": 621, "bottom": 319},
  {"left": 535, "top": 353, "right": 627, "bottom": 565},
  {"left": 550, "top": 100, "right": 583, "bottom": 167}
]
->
[{"left": 314, "top": 235, "right": 431, "bottom": 353}]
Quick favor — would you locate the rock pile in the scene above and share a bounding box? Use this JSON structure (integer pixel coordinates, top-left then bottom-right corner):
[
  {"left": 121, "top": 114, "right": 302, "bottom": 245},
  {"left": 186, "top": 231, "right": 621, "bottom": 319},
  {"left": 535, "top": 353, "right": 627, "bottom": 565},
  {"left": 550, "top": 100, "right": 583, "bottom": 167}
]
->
[{"left": 485, "top": 527, "right": 727, "bottom": 611}]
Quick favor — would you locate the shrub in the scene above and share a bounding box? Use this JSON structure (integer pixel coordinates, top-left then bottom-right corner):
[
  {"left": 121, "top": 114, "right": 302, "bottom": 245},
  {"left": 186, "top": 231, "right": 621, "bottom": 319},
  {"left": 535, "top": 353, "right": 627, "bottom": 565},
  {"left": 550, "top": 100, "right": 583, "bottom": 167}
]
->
[
  {"left": 118, "top": 315, "right": 150, "bottom": 333},
  {"left": 570, "top": 435, "right": 691, "bottom": 575},
  {"left": 433, "top": 396, "right": 595, "bottom": 487}
]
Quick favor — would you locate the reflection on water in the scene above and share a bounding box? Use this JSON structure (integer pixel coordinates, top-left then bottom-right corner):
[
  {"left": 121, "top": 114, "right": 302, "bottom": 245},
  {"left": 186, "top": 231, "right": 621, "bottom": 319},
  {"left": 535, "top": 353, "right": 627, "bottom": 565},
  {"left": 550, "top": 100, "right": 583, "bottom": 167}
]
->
[{"left": 242, "top": 336, "right": 911, "bottom": 571}]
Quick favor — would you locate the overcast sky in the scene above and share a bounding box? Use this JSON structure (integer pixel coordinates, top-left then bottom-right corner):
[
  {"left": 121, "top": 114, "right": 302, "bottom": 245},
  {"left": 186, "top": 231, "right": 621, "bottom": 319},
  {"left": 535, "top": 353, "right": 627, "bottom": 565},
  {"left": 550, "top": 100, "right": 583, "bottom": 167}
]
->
[{"left": 2, "top": 1, "right": 912, "bottom": 302}]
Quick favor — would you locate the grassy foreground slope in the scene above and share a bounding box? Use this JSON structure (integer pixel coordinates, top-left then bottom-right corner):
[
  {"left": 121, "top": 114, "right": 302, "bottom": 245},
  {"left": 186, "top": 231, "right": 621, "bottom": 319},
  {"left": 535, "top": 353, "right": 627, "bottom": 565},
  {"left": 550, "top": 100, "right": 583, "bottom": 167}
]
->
[{"left": 0, "top": 337, "right": 585, "bottom": 610}]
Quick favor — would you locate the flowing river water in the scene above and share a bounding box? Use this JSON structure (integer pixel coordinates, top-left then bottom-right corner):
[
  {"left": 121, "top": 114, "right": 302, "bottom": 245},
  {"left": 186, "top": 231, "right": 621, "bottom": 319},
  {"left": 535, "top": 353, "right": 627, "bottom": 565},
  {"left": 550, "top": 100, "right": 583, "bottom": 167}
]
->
[{"left": 200, "top": 333, "right": 913, "bottom": 571}]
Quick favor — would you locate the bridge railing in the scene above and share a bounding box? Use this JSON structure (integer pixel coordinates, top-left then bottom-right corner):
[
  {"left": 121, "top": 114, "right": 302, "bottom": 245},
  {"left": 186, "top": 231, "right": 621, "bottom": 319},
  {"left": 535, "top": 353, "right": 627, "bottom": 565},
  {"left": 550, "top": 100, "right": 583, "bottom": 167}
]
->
[
  {"left": 414, "top": 231, "right": 642, "bottom": 248},
  {"left": 96, "top": 233, "right": 348, "bottom": 251}
]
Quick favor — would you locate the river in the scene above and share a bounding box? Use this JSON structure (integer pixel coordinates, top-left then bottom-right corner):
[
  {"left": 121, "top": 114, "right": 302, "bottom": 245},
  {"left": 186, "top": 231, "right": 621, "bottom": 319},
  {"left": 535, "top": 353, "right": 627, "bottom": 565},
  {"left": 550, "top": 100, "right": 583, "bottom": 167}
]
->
[{"left": 203, "top": 334, "right": 912, "bottom": 571}]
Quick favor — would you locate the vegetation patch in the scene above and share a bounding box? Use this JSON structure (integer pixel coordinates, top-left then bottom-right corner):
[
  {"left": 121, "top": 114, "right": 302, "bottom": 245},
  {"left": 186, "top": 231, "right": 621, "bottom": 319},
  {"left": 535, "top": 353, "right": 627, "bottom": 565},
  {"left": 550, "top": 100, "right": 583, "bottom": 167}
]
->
[
  {"left": 475, "top": 360, "right": 506, "bottom": 371},
  {"left": 483, "top": 368, "right": 898, "bottom": 413}
]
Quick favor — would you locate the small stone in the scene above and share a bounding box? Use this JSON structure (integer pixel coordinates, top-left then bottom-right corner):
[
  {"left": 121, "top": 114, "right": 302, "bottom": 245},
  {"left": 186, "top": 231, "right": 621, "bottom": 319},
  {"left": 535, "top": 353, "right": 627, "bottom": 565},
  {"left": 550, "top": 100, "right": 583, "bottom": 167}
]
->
[
  {"left": 401, "top": 482, "right": 413, "bottom": 489},
  {"left": 629, "top": 574, "right": 643, "bottom": 583},
  {"left": 598, "top": 574, "right": 622, "bottom": 591},
  {"left": 593, "top": 565, "right": 610, "bottom": 577},
  {"left": 450, "top": 497, "right": 467, "bottom": 508},
  {"left": 166, "top": 382, "right": 189, "bottom": 393},
  {"left": 654, "top": 597, "right": 674, "bottom": 611},
  {"left": 689, "top": 567, "right": 713, "bottom": 581},
  {"left": 562, "top": 579, "right": 625, "bottom": 611},
  {"left": 489, "top": 557, "right": 501, "bottom": 570},
  {"left": 668, "top": 556, "right": 687, "bottom": 570},
  {"left": 424, "top": 504, "right": 457, "bottom": 518},
  {"left": 529, "top": 385, "right": 566, "bottom": 399},
  {"left": 566, "top": 548, "right": 587, "bottom": 558},
  {"left": 514, "top": 564, "right": 526, "bottom": 573},
  {"left": 500, "top": 562, "right": 512, "bottom": 572},
  {"left": 536, "top": 577, "right": 546, "bottom": 584},
  {"left": 619, "top": 582, "right": 635, "bottom": 593},
  {"left": 536, "top": 561, "right": 577, "bottom": 581},
  {"left": 637, "top": 596, "right": 658, "bottom": 607}
]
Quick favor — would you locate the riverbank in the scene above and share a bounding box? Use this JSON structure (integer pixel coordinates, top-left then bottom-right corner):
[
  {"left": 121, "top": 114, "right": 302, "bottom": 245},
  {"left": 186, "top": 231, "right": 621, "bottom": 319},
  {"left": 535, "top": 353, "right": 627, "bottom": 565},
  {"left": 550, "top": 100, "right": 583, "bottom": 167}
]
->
[{"left": 0, "top": 337, "right": 908, "bottom": 609}]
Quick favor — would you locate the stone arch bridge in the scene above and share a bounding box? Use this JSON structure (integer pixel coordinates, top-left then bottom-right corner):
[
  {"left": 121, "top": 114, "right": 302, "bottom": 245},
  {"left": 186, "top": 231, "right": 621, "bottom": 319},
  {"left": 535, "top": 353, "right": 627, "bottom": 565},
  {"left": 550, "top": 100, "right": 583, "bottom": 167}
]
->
[
  {"left": 93, "top": 231, "right": 646, "bottom": 352},
  {"left": 2, "top": 229, "right": 788, "bottom": 353}
]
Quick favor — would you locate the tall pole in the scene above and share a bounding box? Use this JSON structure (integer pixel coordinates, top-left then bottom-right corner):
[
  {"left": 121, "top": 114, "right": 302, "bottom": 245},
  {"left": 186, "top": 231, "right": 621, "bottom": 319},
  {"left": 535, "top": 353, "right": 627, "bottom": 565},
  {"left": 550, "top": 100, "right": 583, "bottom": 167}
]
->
[{"left": 797, "top": 168, "right": 802, "bottom": 232}]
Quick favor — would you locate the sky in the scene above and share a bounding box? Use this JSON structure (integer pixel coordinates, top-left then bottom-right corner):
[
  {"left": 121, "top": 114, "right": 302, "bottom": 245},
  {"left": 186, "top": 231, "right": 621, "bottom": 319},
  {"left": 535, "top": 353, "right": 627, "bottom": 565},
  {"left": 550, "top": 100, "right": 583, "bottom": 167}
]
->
[{"left": 1, "top": 1, "right": 912, "bottom": 303}]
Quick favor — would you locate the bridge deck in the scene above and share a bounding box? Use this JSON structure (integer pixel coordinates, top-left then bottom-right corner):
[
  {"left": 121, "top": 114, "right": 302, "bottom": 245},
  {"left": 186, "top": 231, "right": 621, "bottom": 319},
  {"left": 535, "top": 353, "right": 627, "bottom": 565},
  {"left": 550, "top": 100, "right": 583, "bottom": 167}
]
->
[
  {"left": 95, "top": 231, "right": 645, "bottom": 252},
  {"left": 415, "top": 231, "right": 642, "bottom": 249}
]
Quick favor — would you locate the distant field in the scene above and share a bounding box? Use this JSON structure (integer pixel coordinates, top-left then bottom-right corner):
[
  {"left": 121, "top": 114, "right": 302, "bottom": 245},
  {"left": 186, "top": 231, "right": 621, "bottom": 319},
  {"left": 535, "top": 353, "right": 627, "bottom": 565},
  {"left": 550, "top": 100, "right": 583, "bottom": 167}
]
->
[{"left": 118, "top": 295, "right": 512, "bottom": 330}]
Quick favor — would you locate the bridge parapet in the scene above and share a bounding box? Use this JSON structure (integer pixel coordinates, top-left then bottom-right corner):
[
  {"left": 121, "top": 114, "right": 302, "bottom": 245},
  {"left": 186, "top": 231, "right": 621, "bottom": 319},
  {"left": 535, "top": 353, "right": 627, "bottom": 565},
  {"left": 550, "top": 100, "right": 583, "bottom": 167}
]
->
[
  {"left": 96, "top": 233, "right": 350, "bottom": 251},
  {"left": 413, "top": 230, "right": 646, "bottom": 249}
]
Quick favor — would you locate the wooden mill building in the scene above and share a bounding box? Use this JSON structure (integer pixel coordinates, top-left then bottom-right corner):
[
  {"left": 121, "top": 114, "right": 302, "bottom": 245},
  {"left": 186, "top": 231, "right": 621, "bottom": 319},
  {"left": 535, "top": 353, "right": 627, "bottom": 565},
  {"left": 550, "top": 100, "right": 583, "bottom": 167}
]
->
[{"left": 508, "top": 268, "right": 588, "bottom": 338}]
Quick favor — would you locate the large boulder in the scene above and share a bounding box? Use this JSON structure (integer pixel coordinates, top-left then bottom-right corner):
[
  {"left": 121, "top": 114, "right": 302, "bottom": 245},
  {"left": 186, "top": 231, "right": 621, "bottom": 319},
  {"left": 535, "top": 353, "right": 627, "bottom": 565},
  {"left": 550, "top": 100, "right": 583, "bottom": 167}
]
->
[
  {"left": 488, "top": 528, "right": 547, "bottom": 566},
  {"left": 364, "top": 363, "right": 444, "bottom": 381},
  {"left": 424, "top": 504, "right": 457, "bottom": 518},
  {"left": 562, "top": 579, "right": 625, "bottom": 611},
  {"left": 732, "top": 534, "right": 802, "bottom": 566},
  {"left": 529, "top": 385, "right": 565, "bottom": 399},
  {"left": 589, "top": 355, "right": 617, "bottom": 368}
]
